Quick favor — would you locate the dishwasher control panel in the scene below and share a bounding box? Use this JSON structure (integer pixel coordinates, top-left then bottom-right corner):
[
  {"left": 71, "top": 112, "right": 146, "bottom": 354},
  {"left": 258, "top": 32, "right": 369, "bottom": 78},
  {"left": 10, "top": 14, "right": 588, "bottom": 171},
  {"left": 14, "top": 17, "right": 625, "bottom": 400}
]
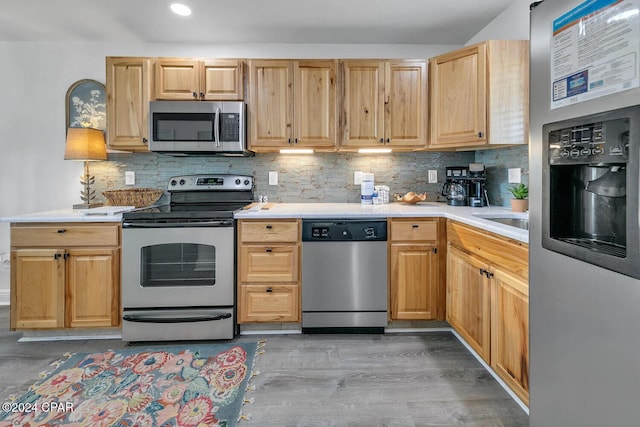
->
[{"left": 302, "top": 219, "right": 387, "bottom": 241}]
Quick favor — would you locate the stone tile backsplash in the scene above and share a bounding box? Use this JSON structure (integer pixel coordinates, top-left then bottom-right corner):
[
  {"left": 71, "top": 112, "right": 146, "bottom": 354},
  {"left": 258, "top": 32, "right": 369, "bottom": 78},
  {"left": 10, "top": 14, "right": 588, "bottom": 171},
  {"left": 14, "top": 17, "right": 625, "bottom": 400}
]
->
[{"left": 90, "top": 147, "right": 527, "bottom": 207}]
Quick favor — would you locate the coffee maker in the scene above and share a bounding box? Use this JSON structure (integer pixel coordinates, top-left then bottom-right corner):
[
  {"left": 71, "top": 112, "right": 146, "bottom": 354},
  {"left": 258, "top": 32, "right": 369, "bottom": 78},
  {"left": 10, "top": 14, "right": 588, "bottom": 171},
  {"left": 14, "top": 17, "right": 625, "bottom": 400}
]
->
[
  {"left": 441, "top": 166, "right": 469, "bottom": 206},
  {"left": 468, "top": 163, "right": 488, "bottom": 207}
]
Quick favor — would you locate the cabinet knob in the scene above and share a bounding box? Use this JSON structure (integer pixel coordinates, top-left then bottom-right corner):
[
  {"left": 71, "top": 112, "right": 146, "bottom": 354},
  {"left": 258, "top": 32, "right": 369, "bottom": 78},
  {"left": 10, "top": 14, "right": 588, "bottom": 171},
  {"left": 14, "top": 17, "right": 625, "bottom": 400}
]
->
[
  {"left": 265, "top": 225, "right": 273, "bottom": 229},
  {"left": 294, "top": 138, "right": 298, "bottom": 144},
  {"left": 288, "top": 138, "right": 292, "bottom": 145},
  {"left": 478, "top": 131, "right": 484, "bottom": 138},
  {"left": 479, "top": 268, "right": 486, "bottom": 276},
  {"left": 265, "top": 248, "right": 273, "bottom": 253},
  {"left": 266, "top": 287, "right": 273, "bottom": 293},
  {"left": 386, "top": 138, "right": 390, "bottom": 143},
  {"left": 379, "top": 138, "right": 384, "bottom": 143},
  {"left": 412, "top": 224, "right": 419, "bottom": 228},
  {"left": 142, "top": 138, "right": 148, "bottom": 144},
  {"left": 199, "top": 92, "right": 205, "bottom": 99},
  {"left": 192, "top": 92, "right": 198, "bottom": 98},
  {"left": 57, "top": 229, "right": 66, "bottom": 233},
  {"left": 54, "top": 253, "right": 61, "bottom": 259},
  {"left": 432, "top": 247, "right": 438, "bottom": 254}
]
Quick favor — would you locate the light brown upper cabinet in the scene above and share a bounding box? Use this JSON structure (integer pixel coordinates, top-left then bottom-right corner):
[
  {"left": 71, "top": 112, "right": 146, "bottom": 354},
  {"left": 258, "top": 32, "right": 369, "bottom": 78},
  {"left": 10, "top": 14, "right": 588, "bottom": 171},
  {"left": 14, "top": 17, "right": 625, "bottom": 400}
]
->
[
  {"left": 155, "top": 58, "right": 244, "bottom": 101},
  {"left": 106, "top": 57, "right": 153, "bottom": 152},
  {"left": 340, "top": 60, "right": 427, "bottom": 150},
  {"left": 248, "top": 60, "right": 338, "bottom": 152},
  {"left": 429, "top": 40, "right": 529, "bottom": 149}
]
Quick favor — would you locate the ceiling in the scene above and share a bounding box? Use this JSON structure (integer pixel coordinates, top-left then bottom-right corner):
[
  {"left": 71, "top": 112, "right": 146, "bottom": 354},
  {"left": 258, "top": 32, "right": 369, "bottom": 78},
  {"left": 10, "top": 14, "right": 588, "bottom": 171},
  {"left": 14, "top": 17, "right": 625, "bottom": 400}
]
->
[{"left": 0, "top": 0, "right": 515, "bottom": 45}]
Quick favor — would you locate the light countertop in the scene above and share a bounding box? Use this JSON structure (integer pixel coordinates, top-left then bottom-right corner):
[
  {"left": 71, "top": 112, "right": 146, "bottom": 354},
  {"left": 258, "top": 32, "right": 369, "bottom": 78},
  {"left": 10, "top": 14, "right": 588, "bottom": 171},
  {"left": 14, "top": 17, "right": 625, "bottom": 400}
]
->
[
  {"left": 2, "top": 202, "right": 529, "bottom": 243},
  {"left": 1, "top": 206, "right": 136, "bottom": 223},
  {"left": 235, "top": 202, "right": 529, "bottom": 243}
]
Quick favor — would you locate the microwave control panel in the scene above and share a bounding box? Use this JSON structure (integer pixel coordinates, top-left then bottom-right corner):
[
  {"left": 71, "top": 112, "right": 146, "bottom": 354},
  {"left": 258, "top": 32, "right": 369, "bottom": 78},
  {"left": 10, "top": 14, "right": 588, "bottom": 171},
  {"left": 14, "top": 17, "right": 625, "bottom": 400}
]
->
[
  {"left": 220, "top": 113, "right": 240, "bottom": 142},
  {"left": 548, "top": 118, "right": 629, "bottom": 165}
]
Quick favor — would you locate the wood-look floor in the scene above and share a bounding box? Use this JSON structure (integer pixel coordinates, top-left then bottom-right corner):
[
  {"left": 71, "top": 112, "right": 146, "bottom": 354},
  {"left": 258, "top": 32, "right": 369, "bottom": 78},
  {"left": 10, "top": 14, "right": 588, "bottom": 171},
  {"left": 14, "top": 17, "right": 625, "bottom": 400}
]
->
[{"left": 0, "top": 307, "right": 528, "bottom": 426}]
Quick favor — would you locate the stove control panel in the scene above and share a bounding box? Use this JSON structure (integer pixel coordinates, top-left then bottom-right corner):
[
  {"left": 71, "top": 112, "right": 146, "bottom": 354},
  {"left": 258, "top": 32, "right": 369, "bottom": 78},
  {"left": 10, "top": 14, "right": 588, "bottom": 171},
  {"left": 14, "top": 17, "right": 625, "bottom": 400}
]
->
[{"left": 168, "top": 174, "right": 253, "bottom": 191}]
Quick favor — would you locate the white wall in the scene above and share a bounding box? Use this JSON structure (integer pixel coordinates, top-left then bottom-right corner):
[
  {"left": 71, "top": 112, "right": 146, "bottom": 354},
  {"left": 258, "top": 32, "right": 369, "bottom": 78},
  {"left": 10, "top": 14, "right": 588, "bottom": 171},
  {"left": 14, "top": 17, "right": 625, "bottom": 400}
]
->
[
  {"left": 0, "top": 41, "right": 460, "bottom": 301},
  {"left": 466, "top": 0, "right": 532, "bottom": 44}
]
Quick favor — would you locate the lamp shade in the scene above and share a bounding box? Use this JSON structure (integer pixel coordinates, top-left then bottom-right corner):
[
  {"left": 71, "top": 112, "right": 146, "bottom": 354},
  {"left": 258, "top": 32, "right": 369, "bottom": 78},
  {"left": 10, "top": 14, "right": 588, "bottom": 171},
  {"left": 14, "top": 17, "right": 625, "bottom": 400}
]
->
[{"left": 64, "top": 128, "right": 107, "bottom": 161}]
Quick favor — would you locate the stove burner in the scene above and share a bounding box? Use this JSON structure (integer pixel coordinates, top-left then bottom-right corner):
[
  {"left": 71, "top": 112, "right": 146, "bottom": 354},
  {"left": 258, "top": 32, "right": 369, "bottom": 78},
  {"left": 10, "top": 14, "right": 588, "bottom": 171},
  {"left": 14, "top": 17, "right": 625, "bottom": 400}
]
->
[{"left": 122, "top": 174, "right": 253, "bottom": 223}]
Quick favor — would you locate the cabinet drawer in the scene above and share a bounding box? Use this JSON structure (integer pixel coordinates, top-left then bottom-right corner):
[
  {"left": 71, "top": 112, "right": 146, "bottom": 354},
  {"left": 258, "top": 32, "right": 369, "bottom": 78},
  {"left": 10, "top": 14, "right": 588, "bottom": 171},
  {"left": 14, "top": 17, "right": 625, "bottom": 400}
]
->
[
  {"left": 11, "top": 224, "right": 119, "bottom": 247},
  {"left": 239, "top": 220, "right": 299, "bottom": 243},
  {"left": 239, "top": 285, "right": 299, "bottom": 323},
  {"left": 239, "top": 244, "right": 299, "bottom": 283},
  {"left": 390, "top": 219, "right": 438, "bottom": 242}
]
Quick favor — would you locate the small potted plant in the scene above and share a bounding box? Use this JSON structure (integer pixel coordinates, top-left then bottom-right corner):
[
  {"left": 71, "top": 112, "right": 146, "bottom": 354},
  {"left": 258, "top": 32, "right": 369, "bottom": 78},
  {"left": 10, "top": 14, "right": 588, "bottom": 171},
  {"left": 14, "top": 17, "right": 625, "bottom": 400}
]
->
[{"left": 508, "top": 183, "right": 528, "bottom": 212}]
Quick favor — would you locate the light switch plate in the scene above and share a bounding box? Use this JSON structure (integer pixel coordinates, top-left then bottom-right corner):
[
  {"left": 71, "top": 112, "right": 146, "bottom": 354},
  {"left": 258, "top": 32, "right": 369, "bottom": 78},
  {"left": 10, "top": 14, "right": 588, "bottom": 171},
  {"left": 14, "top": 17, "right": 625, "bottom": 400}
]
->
[
  {"left": 125, "top": 171, "right": 135, "bottom": 185},
  {"left": 428, "top": 170, "right": 438, "bottom": 183},
  {"left": 508, "top": 168, "right": 522, "bottom": 184},
  {"left": 354, "top": 171, "right": 363, "bottom": 185},
  {"left": 269, "top": 171, "right": 278, "bottom": 186}
]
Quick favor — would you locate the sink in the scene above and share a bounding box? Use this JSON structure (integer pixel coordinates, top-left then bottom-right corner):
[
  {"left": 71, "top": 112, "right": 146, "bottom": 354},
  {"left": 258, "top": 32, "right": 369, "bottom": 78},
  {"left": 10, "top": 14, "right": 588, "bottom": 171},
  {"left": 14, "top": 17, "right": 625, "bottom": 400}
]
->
[{"left": 483, "top": 217, "right": 529, "bottom": 230}]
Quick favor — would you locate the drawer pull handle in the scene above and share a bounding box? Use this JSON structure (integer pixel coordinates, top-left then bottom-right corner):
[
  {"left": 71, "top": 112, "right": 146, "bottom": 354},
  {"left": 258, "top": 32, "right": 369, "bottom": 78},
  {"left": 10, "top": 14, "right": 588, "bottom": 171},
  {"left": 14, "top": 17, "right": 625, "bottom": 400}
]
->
[
  {"left": 266, "top": 287, "right": 273, "bottom": 293},
  {"left": 412, "top": 224, "right": 419, "bottom": 228},
  {"left": 265, "top": 248, "right": 273, "bottom": 253},
  {"left": 57, "top": 229, "right": 66, "bottom": 233},
  {"left": 265, "top": 225, "right": 273, "bottom": 229}
]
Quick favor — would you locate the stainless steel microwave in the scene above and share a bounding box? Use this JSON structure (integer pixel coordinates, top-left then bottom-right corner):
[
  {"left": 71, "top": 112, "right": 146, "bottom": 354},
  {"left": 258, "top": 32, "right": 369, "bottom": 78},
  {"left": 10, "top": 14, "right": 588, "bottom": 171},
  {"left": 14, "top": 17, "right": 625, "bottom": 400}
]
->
[{"left": 149, "top": 101, "right": 251, "bottom": 156}]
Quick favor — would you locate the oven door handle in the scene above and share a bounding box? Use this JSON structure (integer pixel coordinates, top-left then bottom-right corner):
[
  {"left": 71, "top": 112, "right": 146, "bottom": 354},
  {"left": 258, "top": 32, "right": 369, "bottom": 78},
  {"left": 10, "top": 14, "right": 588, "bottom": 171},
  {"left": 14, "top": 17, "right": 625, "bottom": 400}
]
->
[
  {"left": 122, "top": 312, "right": 232, "bottom": 323},
  {"left": 122, "top": 221, "right": 233, "bottom": 228}
]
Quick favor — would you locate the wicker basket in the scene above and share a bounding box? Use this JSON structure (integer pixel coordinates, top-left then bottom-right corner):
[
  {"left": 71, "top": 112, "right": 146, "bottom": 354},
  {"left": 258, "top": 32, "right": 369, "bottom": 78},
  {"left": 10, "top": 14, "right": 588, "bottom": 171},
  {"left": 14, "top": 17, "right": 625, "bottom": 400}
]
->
[{"left": 102, "top": 188, "right": 164, "bottom": 208}]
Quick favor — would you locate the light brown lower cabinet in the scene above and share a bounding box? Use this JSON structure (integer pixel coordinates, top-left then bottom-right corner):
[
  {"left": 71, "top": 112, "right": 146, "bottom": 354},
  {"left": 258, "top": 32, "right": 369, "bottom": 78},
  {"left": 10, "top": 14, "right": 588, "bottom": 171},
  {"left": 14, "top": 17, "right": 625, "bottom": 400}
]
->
[
  {"left": 389, "top": 218, "right": 444, "bottom": 320},
  {"left": 10, "top": 223, "right": 121, "bottom": 330},
  {"left": 446, "top": 220, "right": 529, "bottom": 405},
  {"left": 238, "top": 285, "right": 299, "bottom": 323},
  {"left": 237, "top": 219, "right": 301, "bottom": 323},
  {"left": 446, "top": 244, "right": 491, "bottom": 361}
]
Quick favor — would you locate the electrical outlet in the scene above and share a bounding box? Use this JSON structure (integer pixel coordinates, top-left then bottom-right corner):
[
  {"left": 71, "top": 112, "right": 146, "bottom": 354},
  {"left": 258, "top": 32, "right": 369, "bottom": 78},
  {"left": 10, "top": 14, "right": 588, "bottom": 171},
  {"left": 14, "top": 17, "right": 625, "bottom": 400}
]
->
[
  {"left": 428, "top": 170, "right": 438, "bottom": 183},
  {"left": 354, "top": 171, "right": 363, "bottom": 185},
  {"left": 269, "top": 171, "right": 278, "bottom": 186},
  {"left": 508, "top": 168, "right": 522, "bottom": 184},
  {"left": 125, "top": 171, "right": 135, "bottom": 185}
]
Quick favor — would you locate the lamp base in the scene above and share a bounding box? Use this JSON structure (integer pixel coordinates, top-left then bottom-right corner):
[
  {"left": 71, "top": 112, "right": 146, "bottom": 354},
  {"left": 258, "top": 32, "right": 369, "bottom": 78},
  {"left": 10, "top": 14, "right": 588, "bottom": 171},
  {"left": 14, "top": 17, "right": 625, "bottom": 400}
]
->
[{"left": 73, "top": 202, "right": 104, "bottom": 210}]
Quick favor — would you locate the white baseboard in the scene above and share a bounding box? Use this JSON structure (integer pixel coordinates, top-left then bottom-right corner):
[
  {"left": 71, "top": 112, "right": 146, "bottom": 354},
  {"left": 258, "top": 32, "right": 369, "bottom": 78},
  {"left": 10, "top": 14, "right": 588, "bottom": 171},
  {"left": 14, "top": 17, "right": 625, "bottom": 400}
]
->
[{"left": 0, "top": 289, "right": 9, "bottom": 306}]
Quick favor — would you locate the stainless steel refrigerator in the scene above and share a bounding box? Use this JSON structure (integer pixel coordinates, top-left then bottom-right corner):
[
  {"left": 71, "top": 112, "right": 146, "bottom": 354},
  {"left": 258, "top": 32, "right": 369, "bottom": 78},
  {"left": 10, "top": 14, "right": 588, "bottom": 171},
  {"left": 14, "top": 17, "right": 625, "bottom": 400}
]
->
[{"left": 530, "top": 1, "right": 640, "bottom": 426}]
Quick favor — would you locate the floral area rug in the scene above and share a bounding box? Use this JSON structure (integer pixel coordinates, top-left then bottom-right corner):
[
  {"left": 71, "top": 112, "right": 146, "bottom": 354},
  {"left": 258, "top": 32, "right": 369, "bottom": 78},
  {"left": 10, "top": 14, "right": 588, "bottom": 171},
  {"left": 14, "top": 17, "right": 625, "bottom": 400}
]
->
[{"left": 0, "top": 342, "right": 261, "bottom": 427}]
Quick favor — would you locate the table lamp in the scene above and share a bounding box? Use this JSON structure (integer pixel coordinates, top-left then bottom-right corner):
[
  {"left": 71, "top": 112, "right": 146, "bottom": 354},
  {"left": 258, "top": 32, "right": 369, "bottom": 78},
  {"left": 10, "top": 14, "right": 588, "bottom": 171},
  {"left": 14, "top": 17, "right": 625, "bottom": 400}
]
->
[{"left": 64, "top": 127, "right": 108, "bottom": 209}]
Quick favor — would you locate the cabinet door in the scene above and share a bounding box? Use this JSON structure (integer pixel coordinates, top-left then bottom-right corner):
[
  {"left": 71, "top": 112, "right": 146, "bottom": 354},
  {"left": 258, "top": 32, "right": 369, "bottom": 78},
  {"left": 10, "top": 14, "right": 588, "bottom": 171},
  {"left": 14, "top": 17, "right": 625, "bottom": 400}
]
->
[
  {"left": 66, "top": 248, "right": 120, "bottom": 328},
  {"left": 238, "top": 285, "right": 299, "bottom": 323},
  {"left": 248, "top": 60, "right": 293, "bottom": 149},
  {"left": 201, "top": 59, "right": 244, "bottom": 100},
  {"left": 294, "top": 60, "right": 337, "bottom": 149},
  {"left": 390, "top": 243, "right": 438, "bottom": 320},
  {"left": 239, "top": 244, "right": 299, "bottom": 283},
  {"left": 491, "top": 267, "right": 529, "bottom": 405},
  {"left": 430, "top": 43, "right": 487, "bottom": 148},
  {"left": 106, "top": 57, "right": 152, "bottom": 151},
  {"left": 446, "top": 244, "right": 491, "bottom": 362},
  {"left": 340, "top": 60, "right": 385, "bottom": 148},
  {"left": 386, "top": 61, "right": 427, "bottom": 148},
  {"left": 155, "top": 58, "right": 200, "bottom": 100},
  {"left": 12, "top": 249, "right": 65, "bottom": 329}
]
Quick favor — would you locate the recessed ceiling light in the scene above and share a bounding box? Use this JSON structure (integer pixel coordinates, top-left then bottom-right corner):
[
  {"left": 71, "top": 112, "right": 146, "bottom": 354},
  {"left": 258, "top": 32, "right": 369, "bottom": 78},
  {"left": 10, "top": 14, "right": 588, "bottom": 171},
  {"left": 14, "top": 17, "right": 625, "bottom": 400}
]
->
[{"left": 170, "top": 3, "right": 192, "bottom": 16}]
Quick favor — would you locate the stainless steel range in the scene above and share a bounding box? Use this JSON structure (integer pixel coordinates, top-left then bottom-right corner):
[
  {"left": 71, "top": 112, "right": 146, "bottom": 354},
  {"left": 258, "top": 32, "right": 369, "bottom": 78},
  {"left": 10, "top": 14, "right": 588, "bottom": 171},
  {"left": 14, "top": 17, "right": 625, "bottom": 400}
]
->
[{"left": 121, "top": 174, "right": 253, "bottom": 342}]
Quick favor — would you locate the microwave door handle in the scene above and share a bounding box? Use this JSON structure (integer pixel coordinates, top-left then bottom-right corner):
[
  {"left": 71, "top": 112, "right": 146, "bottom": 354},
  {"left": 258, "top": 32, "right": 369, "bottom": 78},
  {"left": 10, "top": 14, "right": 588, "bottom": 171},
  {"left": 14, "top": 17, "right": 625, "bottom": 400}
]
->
[{"left": 214, "top": 107, "right": 221, "bottom": 148}]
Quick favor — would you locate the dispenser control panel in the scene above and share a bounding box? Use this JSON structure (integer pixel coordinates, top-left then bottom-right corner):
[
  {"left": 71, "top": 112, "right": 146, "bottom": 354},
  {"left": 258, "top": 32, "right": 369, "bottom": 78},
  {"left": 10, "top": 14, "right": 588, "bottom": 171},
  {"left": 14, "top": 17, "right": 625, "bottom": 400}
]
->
[{"left": 548, "top": 118, "right": 629, "bottom": 165}]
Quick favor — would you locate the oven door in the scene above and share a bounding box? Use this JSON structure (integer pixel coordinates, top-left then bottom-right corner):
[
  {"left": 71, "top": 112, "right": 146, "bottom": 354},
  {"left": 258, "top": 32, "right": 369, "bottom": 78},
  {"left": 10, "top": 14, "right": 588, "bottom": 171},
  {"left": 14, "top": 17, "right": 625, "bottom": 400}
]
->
[{"left": 122, "top": 225, "right": 234, "bottom": 308}]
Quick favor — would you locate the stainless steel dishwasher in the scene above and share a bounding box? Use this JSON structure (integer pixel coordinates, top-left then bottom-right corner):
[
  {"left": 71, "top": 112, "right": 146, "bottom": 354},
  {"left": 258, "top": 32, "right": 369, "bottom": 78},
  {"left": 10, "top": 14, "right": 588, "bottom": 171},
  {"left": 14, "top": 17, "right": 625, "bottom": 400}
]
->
[{"left": 302, "top": 219, "right": 388, "bottom": 333}]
